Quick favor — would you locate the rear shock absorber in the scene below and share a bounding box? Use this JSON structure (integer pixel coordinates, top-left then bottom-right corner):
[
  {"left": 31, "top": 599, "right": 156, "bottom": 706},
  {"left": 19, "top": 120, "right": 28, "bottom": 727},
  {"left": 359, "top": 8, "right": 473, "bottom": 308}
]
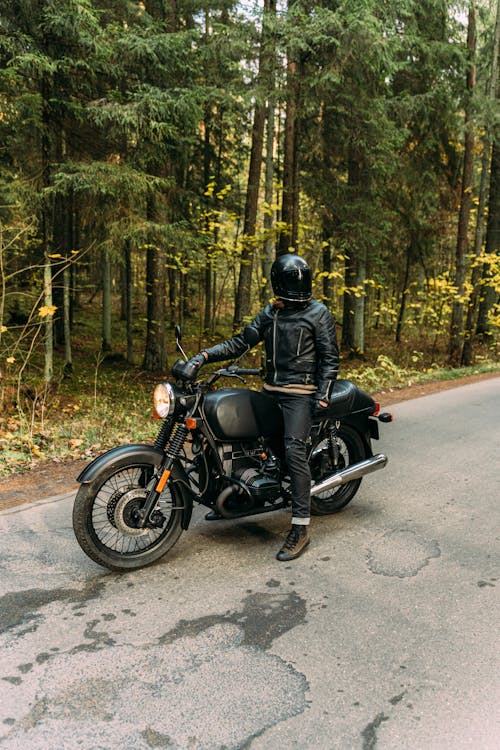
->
[{"left": 327, "top": 420, "right": 341, "bottom": 469}]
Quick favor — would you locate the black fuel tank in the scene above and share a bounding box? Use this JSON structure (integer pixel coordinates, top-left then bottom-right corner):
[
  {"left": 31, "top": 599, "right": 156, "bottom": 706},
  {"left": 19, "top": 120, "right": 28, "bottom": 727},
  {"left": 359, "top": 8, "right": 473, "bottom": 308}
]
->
[{"left": 203, "top": 388, "right": 283, "bottom": 440}]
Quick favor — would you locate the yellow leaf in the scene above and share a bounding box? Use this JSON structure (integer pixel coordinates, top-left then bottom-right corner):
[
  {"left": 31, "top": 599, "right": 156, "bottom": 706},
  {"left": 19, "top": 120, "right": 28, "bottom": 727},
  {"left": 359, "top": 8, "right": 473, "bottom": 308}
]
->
[
  {"left": 0, "top": 325, "right": 7, "bottom": 333},
  {"left": 38, "top": 305, "right": 57, "bottom": 318},
  {"left": 48, "top": 253, "right": 63, "bottom": 259},
  {"left": 6, "top": 356, "right": 15, "bottom": 364}
]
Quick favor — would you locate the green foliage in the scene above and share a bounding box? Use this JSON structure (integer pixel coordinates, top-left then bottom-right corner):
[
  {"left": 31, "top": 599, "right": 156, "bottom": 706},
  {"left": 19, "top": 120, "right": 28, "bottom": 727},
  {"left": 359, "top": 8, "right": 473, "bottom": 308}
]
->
[{"left": 0, "top": 0, "right": 499, "bottom": 472}]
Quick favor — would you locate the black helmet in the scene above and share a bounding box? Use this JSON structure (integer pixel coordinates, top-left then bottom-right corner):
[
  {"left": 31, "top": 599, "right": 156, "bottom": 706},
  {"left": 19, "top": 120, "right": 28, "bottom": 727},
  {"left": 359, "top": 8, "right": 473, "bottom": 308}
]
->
[{"left": 271, "top": 253, "right": 312, "bottom": 302}]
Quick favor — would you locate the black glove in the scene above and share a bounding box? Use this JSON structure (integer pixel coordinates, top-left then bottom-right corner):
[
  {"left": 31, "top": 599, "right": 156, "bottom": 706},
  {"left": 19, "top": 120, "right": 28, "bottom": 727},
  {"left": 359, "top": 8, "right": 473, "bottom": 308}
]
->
[{"left": 176, "top": 352, "right": 206, "bottom": 381}]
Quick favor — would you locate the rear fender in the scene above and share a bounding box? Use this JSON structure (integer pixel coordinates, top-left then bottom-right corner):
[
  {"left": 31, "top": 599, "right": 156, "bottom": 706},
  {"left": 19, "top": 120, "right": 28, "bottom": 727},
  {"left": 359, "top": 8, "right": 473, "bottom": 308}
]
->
[
  {"left": 77, "top": 444, "right": 194, "bottom": 531},
  {"left": 339, "top": 414, "right": 375, "bottom": 457}
]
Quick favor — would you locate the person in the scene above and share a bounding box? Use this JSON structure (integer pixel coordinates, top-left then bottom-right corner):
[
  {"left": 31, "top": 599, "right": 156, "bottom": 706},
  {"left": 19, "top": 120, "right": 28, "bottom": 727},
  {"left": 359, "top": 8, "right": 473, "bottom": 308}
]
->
[{"left": 183, "top": 253, "right": 339, "bottom": 561}]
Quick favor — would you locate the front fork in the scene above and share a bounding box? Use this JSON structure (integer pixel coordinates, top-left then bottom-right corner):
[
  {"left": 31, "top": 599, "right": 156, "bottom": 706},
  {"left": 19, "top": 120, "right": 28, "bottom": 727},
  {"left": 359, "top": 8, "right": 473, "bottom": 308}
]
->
[{"left": 134, "top": 420, "right": 189, "bottom": 529}]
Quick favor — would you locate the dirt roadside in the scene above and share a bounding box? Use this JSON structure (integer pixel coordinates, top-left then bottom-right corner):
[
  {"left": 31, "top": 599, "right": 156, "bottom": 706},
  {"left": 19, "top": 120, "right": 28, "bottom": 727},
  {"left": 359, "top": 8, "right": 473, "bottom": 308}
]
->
[{"left": 1, "top": 369, "right": 498, "bottom": 513}]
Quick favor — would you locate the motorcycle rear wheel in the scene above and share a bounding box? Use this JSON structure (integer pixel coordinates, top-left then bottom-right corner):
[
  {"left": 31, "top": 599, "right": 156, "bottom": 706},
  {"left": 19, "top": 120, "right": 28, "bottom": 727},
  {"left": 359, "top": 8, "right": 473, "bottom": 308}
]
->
[
  {"left": 73, "top": 461, "right": 184, "bottom": 571},
  {"left": 309, "top": 424, "right": 365, "bottom": 515}
]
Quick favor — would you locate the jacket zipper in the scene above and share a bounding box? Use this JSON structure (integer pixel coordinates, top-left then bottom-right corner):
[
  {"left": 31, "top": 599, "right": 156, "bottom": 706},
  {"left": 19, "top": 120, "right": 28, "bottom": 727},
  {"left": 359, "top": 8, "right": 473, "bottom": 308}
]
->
[
  {"left": 296, "top": 328, "right": 303, "bottom": 356},
  {"left": 273, "top": 309, "right": 279, "bottom": 383}
]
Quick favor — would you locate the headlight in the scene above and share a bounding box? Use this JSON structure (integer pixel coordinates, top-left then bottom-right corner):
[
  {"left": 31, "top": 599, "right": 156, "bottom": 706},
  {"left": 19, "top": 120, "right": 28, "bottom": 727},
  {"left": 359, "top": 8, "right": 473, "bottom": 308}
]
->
[{"left": 153, "top": 382, "right": 176, "bottom": 419}]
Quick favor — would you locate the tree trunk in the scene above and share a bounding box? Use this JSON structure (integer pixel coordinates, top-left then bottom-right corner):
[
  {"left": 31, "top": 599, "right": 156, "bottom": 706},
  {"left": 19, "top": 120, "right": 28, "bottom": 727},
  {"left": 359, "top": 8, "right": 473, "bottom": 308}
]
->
[
  {"left": 102, "top": 246, "right": 112, "bottom": 353},
  {"left": 40, "top": 72, "right": 53, "bottom": 384},
  {"left": 396, "top": 243, "right": 412, "bottom": 343},
  {"left": 234, "top": 100, "right": 266, "bottom": 325},
  {"left": 342, "top": 146, "right": 366, "bottom": 356},
  {"left": 476, "top": 0, "right": 500, "bottom": 338},
  {"left": 234, "top": 0, "right": 275, "bottom": 326},
  {"left": 203, "top": 10, "right": 213, "bottom": 332},
  {"left": 143, "top": 200, "right": 166, "bottom": 371},
  {"left": 353, "top": 250, "right": 367, "bottom": 355},
  {"left": 322, "top": 223, "right": 333, "bottom": 307},
  {"left": 262, "top": 96, "right": 275, "bottom": 304},
  {"left": 43, "top": 256, "right": 54, "bottom": 384},
  {"left": 168, "top": 266, "right": 177, "bottom": 327},
  {"left": 341, "top": 246, "right": 356, "bottom": 352},
  {"left": 143, "top": 245, "right": 166, "bottom": 370},
  {"left": 449, "top": 1, "right": 477, "bottom": 365},
  {"left": 63, "top": 262, "right": 72, "bottom": 374},
  {"left": 462, "top": 0, "right": 500, "bottom": 362},
  {"left": 278, "top": 8, "right": 300, "bottom": 256},
  {"left": 477, "top": 143, "right": 500, "bottom": 335},
  {"left": 124, "top": 239, "right": 133, "bottom": 364}
]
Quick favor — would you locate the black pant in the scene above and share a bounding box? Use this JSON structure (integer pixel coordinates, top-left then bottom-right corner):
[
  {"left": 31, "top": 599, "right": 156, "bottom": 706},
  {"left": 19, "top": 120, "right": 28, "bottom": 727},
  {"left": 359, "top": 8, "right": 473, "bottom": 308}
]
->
[{"left": 266, "top": 391, "right": 313, "bottom": 522}]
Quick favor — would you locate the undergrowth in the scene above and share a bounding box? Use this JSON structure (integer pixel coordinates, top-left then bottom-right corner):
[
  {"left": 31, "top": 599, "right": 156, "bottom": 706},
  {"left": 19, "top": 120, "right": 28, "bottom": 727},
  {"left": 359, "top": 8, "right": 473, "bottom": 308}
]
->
[{"left": 0, "top": 318, "right": 498, "bottom": 478}]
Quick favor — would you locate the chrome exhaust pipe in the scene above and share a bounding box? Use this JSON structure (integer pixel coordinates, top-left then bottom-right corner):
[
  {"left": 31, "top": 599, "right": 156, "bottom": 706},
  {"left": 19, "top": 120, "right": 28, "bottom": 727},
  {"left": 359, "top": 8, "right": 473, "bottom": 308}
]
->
[{"left": 310, "top": 453, "right": 388, "bottom": 496}]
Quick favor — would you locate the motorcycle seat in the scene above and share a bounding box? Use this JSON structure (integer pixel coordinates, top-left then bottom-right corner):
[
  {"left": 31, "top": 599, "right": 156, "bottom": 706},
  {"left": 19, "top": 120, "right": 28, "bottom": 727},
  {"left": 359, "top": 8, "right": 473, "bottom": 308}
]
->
[{"left": 326, "top": 379, "right": 357, "bottom": 416}]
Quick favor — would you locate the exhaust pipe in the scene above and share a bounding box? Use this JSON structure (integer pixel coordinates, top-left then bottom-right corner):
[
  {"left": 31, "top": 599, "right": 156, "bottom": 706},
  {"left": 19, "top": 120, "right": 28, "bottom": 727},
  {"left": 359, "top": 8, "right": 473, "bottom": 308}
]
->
[{"left": 310, "top": 453, "right": 388, "bottom": 497}]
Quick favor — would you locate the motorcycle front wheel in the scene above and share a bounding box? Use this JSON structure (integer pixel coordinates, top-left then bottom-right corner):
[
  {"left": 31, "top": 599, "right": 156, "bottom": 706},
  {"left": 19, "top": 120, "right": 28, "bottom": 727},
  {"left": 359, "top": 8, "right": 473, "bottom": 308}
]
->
[
  {"left": 72, "top": 461, "right": 184, "bottom": 571},
  {"left": 309, "top": 424, "right": 365, "bottom": 515}
]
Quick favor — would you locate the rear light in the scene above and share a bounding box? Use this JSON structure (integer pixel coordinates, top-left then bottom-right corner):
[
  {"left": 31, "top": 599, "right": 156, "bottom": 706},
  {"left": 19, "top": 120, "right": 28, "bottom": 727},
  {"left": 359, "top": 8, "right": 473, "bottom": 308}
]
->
[{"left": 372, "top": 401, "right": 380, "bottom": 416}]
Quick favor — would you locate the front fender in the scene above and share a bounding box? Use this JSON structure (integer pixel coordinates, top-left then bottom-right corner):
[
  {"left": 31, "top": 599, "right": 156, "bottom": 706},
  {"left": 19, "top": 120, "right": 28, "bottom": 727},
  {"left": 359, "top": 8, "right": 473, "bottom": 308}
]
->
[
  {"left": 77, "top": 444, "right": 164, "bottom": 483},
  {"left": 76, "top": 444, "right": 194, "bottom": 531}
]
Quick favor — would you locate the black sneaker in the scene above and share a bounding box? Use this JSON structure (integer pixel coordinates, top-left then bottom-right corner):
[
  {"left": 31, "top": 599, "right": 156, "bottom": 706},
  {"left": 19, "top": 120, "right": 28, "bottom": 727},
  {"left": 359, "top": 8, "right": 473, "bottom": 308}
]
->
[{"left": 276, "top": 524, "right": 310, "bottom": 561}]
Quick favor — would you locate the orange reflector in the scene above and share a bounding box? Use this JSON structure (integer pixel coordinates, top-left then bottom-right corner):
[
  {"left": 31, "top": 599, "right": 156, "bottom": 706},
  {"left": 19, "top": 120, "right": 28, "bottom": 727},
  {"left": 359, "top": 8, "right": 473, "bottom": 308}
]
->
[
  {"left": 260, "top": 453, "right": 267, "bottom": 460},
  {"left": 156, "top": 469, "right": 171, "bottom": 493},
  {"left": 185, "top": 417, "right": 197, "bottom": 430}
]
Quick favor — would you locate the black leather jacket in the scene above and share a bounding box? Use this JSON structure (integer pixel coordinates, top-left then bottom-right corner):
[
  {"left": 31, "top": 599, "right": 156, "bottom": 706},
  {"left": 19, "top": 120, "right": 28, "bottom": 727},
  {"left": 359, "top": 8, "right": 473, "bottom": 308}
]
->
[{"left": 203, "top": 300, "right": 339, "bottom": 401}]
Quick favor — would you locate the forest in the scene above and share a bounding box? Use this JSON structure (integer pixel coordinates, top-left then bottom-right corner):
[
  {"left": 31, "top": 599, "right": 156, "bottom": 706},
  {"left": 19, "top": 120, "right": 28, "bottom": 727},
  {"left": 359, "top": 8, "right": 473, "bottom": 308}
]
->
[{"left": 0, "top": 0, "right": 499, "bottom": 471}]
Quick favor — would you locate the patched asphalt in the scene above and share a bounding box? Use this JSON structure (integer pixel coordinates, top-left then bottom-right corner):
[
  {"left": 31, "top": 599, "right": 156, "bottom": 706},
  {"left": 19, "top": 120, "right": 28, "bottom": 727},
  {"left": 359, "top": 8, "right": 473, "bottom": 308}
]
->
[{"left": 0, "top": 378, "right": 499, "bottom": 749}]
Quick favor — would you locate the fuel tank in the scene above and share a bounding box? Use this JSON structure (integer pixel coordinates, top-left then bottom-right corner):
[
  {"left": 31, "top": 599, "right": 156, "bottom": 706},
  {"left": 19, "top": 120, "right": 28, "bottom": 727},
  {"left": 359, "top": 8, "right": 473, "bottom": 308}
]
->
[{"left": 203, "top": 388, "right": 284, "bottom": 440}]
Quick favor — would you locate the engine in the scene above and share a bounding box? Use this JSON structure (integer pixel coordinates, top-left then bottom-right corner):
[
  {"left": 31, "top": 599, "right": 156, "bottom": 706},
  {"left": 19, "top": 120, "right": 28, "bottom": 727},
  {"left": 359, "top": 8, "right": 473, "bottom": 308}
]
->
[
  {"left": 232, "top": 465, "right": 281, "bottom": 502},
  {"left": 215, "top": 442, "right": 282, "bottom": 517}
]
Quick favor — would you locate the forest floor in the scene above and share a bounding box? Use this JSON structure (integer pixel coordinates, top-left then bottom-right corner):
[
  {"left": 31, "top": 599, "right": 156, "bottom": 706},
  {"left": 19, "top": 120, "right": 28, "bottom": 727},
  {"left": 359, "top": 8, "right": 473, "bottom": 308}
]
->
[{"left": 1, "top": 368, "right": 498, "bottom": 513}]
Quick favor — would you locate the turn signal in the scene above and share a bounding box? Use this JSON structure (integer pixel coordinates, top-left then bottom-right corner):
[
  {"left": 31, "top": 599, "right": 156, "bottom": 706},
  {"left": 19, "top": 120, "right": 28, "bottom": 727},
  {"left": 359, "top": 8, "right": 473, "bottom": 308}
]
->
[
  {"left": 185, "top": 417, "right": 197, "bottom": 430},
  {"left": 378, "top": 412, "right": 393, "bottom": 423}
]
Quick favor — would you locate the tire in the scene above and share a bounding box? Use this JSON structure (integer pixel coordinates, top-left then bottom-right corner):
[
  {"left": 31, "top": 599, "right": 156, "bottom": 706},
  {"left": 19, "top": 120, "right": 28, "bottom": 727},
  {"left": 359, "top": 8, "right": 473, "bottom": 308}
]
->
[
  {"left": 72, "top": 460, "right": 184, "bottom": 571},
  {"left": 309, "top": 424, "right": 366, "bottom": 515}
]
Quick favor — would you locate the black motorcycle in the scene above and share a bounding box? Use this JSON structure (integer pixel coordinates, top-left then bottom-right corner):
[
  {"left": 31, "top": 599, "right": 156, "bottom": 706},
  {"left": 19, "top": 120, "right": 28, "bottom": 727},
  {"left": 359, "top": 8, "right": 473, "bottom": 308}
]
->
[{"left": 73, "top": 328, "right": 392, "bottom": 571}]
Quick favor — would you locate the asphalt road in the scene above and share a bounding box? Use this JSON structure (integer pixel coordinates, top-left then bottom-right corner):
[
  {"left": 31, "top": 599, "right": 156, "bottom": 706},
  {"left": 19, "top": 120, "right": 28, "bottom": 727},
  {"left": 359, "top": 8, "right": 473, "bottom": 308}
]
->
[{"left": 0, "top": 378, "right": 499, "bottom": 750}]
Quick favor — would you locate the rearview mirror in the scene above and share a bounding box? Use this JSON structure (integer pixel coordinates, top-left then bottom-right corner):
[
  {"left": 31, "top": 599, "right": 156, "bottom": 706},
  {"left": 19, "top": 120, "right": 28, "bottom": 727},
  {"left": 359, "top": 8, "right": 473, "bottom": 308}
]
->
[{"left": 174, "top": 325, "right": 188, "bottom": 361}]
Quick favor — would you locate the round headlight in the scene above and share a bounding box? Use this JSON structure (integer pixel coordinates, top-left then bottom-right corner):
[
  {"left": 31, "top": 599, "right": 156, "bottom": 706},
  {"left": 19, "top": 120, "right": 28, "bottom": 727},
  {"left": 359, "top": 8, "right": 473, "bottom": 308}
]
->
[{"left": 153, "top": 382, "right": 176, "bottom": 419}]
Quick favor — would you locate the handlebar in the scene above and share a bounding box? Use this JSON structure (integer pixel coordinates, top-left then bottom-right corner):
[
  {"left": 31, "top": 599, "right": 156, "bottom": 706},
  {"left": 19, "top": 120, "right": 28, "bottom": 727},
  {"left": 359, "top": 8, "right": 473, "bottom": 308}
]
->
[
  {"left": 208, "top": 366, "right": 262, "bottom": 384},
  {"left": 171, "top": 358, "right": 262, "bottom": 385},
  {"left": 225, "top": 366, "right": 262, "bottom": 376}
]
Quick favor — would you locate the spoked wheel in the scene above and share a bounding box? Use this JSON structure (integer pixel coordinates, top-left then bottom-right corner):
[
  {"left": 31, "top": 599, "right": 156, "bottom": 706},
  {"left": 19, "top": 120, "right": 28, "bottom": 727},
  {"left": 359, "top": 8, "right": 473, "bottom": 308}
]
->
[
  {"left": 309, "top": 424, "right": 365, "bottom": 515},
  {"left": 72, "top": 462, "right": 184, "bottom": 571}
]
